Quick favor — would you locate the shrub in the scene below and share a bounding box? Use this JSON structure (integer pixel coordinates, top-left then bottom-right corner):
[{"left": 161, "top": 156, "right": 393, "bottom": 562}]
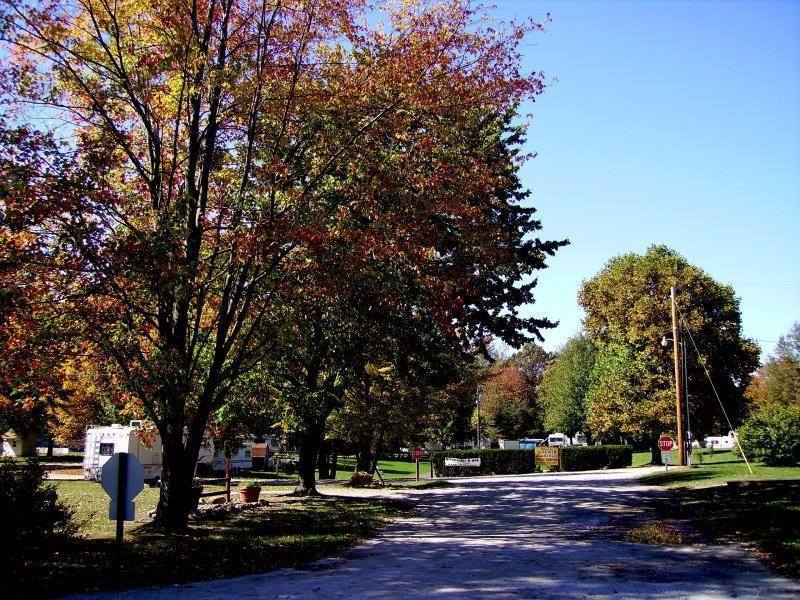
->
[
  {"left": 431, "top": 449, "right": 536, "bottom": 477},
  {"left": 739, "top": 404, "right": 800, "bottom": 466},
  {"left": 0, "top": 460, "right": 75, "bottom": 567},
  {"left": 559, "top": 445, "right": 632, "bottom": 471},
  {"left": 348, "top": 471, "right": 374, "bottom": 487}
]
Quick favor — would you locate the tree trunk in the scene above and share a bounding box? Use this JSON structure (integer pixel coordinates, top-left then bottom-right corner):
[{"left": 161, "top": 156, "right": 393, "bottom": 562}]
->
[
  {"left": 295, "top": 428, "right": 321, "bottom": 496},
  {"left": 317, "top": 439, "right": 331, "bottom": 480},
  {"left": 369, "top": 427, "right": 385, "bottom": 475},
  {"left": 650, "top": 435, "right": 660, "bottom": 466},
  {"left": 330, "top": 446, "right": 338, "bottom": 479},
  {"left": 46, "top": 438, "right": 54, "bottom": 458},
  {"left": 155, "top": 440, "right": 196, "bottom": 530},
  {"left": 355, "top": 435, "right": 372, "bottom": 472}
]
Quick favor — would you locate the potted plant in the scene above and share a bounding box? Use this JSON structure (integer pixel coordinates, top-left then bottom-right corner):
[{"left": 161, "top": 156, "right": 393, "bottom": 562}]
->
[{"left": 239, "top": 482, "right": 261, "bottom": 503}]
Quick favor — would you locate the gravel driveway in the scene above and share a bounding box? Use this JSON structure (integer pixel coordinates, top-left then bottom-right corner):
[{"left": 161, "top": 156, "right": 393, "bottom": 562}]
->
[{"left": 67, "top": 469, "right": 800, "bottom": 599}]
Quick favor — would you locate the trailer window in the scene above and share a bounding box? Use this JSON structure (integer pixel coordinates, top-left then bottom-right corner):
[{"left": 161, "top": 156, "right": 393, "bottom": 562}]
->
[{"left": 99, "top": 443, "right": 114, "bottom": 456}]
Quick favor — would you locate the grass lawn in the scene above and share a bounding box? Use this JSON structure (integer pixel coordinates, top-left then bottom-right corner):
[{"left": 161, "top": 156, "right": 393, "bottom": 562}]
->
[
  {"left": 334, "top": 456, "right": 432, "bottom": 479},
  {"left": 639, "top": 450, "right": 800, "bottom": 487},
  {"left": 636, "top": 450, "right": 800, "bottom": 577},
  {"left": 648, "top": 481, "right": 800, "bottom": 578},
  {"left": 13, "top": 483, "right": 408, "bottom": 597}
]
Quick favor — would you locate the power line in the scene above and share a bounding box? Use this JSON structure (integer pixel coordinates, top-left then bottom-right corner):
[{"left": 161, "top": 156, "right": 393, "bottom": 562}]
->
[{"left": 677, "top": 309, "right": 754, "bottom": 475}]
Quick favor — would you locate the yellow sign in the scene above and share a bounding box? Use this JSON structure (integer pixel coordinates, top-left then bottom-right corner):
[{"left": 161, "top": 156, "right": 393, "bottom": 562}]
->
[{"left": 535, "top": 446, "right": 560, "bottom": 467}]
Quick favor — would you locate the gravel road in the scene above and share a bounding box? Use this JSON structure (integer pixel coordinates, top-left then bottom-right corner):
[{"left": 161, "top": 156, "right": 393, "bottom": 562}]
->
[{"left": 67, "top": 469, "right": 800, "bottom": 600}]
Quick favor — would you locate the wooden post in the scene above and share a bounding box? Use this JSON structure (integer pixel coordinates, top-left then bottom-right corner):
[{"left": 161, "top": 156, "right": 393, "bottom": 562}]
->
[
  {"left": 224, "top": 457, "right": 231, "bottom": 502},
  {"left": 416, "top": 459, "right": 420, "bottom": 481},
  {"left": 671, "top": 286, "right": 686, "bottom": 466}
]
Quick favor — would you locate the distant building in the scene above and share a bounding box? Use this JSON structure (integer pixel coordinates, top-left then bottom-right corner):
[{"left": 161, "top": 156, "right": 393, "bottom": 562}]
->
[{"left": 1, "top": 430, "right": 37, "bottom": 457}]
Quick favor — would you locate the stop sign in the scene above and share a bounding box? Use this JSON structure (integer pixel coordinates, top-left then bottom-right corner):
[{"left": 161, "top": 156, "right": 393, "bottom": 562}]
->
[
  {"left": 412, "top": 447, "right": 424, "bottom": 461},
  {"left": 658, "top": 435, "right": 676, "bottom": 451}
]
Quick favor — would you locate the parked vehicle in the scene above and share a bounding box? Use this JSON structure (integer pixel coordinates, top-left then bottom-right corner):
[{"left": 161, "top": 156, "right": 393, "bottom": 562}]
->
[
  {"left": 547, "top": 433, "right": 569, "bottom": 447},
  {"left": 499, "top": 439, "right": 520, "bottom": 450},
  {"left": 519, "top": 438, "right": 544, "bottom": 450},
  {"left": 83, "top": 421, "right": 214, "bottom": 482},
  {"left": 212, "top": 440, "right": 254, "bottom": 471},
  {"left": 570, "top": 432, "right": 588, "bottom": 446},
  {"left": 703, "top": 431, "right": 737, "bottom": 451}
]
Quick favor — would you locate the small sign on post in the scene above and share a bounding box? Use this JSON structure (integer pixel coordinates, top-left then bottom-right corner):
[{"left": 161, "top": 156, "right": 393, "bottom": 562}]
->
[
  {"left": 412, "top": 447, "right": 423, "bottom": 481},
  {"left": 534, "top": 446, "right": 560, "bottom": 469},
  {"left": 101, "top": 452, "right": 145, "bottom": 545},
  {"left": 444, "top": 457, "right": 481, "bottom": 467},
  {"left": 658, "top": 436, "right": 676, "bottom": 472}
]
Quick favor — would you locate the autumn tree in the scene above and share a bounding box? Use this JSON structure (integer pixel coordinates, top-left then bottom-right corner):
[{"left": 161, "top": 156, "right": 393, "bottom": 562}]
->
[
  {"left": 745, "top": 322, "right": 800, "bottom": 410},
  {"left": 1, "top": 0, "right": 561, "bottom": 527},
  {"left": 254, "top": 60, "right": 566, "bottom": 490},
  {"left": 579, "top": 245, "right": 758, "bottom": 460},
  {"left": 540, "top": 334, "right": 596, "bottom": 437},
  {"left": 0, "top": 123, "right": 77, "bottom": 443}
]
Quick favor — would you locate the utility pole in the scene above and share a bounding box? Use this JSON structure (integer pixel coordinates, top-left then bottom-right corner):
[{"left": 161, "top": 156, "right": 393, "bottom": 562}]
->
[{"left": 670, "top": 286, "right": 687, "bottom": 466}]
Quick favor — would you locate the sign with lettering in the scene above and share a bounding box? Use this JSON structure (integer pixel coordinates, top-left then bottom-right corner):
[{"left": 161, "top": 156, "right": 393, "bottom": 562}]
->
[
  {"left": 535, "top": 446, "right": 560, "bottom": 468},
  {"left": 444, "top": 457, "right": 481, "bottom": 467}
]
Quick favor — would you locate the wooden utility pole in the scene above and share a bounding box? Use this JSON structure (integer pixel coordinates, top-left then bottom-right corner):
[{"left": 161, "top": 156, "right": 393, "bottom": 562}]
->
[{"left": 671, "top": 286, "right": 686, "bottom": 466}]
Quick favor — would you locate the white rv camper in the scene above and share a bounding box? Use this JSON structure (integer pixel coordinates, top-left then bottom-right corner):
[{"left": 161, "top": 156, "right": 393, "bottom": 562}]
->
[
  {"left": 83, "top": 421, "right": 215, "bottom": 482},
  {"left": 83, "top": 421, "right": 162, "bottom": 481},
  {"left": 212, "top": 439, "right": 254, "bottom": 471}
]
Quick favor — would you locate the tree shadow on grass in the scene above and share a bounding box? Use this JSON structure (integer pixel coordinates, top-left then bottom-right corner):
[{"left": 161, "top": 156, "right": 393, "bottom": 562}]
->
[{"left": 8, "top": 497, "right": 410, "bottom": 598}]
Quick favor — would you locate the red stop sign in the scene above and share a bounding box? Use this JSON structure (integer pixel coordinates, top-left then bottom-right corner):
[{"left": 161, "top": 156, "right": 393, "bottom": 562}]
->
[
  {"left": 658, "top": 436, "right": 675, "bottom": 451},
  {"left": 412, "top": 447, "right": 424, "bottom": 461}
]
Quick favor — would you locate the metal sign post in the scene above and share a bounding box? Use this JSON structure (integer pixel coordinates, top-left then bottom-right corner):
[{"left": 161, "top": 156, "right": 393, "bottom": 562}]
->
[
  {"left": 101, "top": 452, "right": 145, "bottom": 544},
  {"left": 658, "top": 436, "right": 676, "bottom": 472},
  {"left": 412, "top": 447, "right": 423, "bottom": 481}
]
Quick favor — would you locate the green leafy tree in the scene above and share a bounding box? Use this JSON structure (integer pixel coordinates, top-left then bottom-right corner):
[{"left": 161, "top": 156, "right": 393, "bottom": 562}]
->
[
  {"left": 739, "top": 403, "right": 800, "bottom": 466},
  {"left": 540, "top": 335, "right": 596, "bottom": 437},
  {"left": 579, "top": 245, "right": 759, "bottom": 460}
]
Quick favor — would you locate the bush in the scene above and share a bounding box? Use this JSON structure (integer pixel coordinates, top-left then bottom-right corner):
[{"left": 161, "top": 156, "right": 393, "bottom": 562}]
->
[
  {"left": 739, "top": 404, "right": 800, "bottom": 466},
  {"left": 348, "top": 471, "right": 374, "bottom": 487},
  {"left": 0, "top": 460, "right": 75, "bottom": 567},
  {"left": 431, "top": 449, "right": 536, "bottom": 477},
  {"left": 559, "top": 445, "right": 632, "bottom": 471}
]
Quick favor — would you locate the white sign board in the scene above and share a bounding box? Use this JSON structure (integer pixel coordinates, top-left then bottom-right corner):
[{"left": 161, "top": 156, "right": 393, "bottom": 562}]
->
[
  {"left": 101, "top": 453, "right": 145, "bottom": 521},
  {"left": 444, "top": 457, "right": 481, "bottom": 467},
  {"left": 661, "top": 451, "right": 672, "bottom": 465}
]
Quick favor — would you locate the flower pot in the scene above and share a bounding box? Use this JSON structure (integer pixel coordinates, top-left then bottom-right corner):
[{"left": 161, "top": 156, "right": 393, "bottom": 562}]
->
[{"left": 239, "top": 486, "right": 261, "bottom": 503}]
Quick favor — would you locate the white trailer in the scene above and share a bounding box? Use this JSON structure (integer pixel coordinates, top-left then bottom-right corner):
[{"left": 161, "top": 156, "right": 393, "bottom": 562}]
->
[
  {"left": 212, "top": 440, "right": 253, "bottom": 471},
  {"left": 83, "top": 421, "right": 215, "bottom": 482},
  {"left": 83, "top": 421, "right": 163, "bottom": 481},
  {"left": 704, "top": 431, "right": 737, "bottom": 451}
]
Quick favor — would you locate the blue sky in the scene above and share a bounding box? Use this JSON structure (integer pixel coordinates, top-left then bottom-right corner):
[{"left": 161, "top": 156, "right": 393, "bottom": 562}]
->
[{"left": 494, "top": 0, "right": 800, "bottom": 359}]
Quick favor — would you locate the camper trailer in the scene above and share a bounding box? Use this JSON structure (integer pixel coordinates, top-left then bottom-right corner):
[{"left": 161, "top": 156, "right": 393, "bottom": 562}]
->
[
  {"left": 704, "top": 431, "right": 737, "bottom": 451},
  {"left": 212, "top": 439, "right": 254, "bottom": 471},
  {"left": 83, "top": 421, "right": 215, "bottom": 482},
  {"left": 83, "top": 421, "right": 163, "bottom": 481},
  {"left": 547, "top": 433, "right": 569, "bottom": 447}
]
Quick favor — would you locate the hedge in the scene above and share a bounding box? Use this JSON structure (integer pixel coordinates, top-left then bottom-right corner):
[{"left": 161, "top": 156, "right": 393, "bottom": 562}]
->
[
  {"left": 431, "top": 449, "right": 536, "bottom": 477},
  {"left": 431, "top": 445, "right": 633, "bottom": 476},
  {"left": 559, "top": 445, "right": 632, "bottom": 471}
]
